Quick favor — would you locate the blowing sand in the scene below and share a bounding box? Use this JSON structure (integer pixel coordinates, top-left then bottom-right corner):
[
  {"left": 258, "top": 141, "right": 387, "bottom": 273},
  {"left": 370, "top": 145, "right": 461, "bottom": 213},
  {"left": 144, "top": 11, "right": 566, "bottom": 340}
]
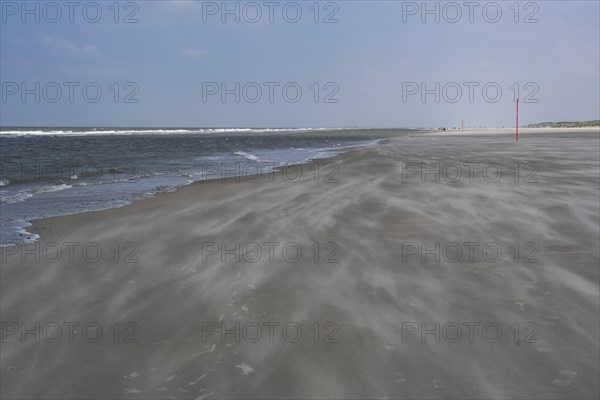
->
[{"left": 1, "top": 129, "right": 599, "bottom": 399}]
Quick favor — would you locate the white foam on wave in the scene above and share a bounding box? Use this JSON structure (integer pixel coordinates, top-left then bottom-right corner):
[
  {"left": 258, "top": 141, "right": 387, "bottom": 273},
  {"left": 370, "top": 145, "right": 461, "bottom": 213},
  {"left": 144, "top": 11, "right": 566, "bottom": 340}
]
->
[
  {"left": 36, "top": 183, "right": 72, "bottom": 194},
  {"left": 0, "top": 127, "right": 347, "bottom": 136},
  {"left": 1, "top": 184, "right": 73, "bottom": 204},
  {"left": 0, "top": 227, "right": 40, "bottom": 247},
  {"left": 233, "top": 151, "right": 260, "bottom": 161},
  {"left": 0, "top": 191, "right": 33, "bottom": 204},
  {"left": 0, "top": 179, "right": 9, "bottom": 187}
]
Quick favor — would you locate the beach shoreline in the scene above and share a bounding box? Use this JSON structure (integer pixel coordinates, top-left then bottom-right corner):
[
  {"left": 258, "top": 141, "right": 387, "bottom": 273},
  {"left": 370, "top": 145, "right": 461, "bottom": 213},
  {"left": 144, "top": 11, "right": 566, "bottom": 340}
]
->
[
  {"left": 7, "top": 127, "right": 600, "bottom": 246},
  {"left": 0, "top": 129, "right": 418, "bottom": 246},
  {"left": 25, "top": 151, "right": 346, "bottom": 243}
]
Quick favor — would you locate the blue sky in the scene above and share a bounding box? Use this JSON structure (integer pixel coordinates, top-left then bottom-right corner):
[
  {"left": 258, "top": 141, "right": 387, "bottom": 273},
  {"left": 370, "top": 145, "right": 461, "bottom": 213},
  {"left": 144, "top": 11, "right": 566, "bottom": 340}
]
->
[{"left": 1, "top": 0, "right": 599, "bottom": 127}]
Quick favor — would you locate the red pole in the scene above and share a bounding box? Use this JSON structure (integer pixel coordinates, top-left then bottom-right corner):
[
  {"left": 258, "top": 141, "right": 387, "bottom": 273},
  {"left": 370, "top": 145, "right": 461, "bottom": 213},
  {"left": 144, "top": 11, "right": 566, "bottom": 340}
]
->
[{"left": 516, "top": 98, "right": 519, "bottom": 142}]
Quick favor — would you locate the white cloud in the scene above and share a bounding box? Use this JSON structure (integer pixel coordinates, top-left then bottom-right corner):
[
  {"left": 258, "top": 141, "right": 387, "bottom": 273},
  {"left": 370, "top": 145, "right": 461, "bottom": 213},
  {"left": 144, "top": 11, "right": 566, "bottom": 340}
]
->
[
  {"left": 181, "top": 47, "right": 208, "bottom": 59},
  {"left": 37, "top": 33, "right": 101, "bottom": 58}
]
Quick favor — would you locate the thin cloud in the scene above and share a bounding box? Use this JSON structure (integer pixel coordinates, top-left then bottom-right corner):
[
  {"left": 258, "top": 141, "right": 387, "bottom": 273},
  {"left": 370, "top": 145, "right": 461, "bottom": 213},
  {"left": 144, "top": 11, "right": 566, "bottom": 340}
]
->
[{"left": 37, "top": 33, "right": 101, "bottom": 58}]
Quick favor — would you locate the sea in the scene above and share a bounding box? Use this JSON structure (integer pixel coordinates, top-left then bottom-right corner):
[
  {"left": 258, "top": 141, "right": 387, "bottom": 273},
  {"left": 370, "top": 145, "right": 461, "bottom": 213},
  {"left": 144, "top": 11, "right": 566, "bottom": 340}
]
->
[{"left": 0, "top": 127, "right": 419, "bottom": 245}]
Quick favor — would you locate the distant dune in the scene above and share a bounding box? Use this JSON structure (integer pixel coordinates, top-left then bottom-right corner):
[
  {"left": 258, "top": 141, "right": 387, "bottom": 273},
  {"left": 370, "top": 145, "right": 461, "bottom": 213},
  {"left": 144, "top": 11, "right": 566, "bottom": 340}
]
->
[{"left": 524, "top": 120, "right": 600, "bottom": 128}]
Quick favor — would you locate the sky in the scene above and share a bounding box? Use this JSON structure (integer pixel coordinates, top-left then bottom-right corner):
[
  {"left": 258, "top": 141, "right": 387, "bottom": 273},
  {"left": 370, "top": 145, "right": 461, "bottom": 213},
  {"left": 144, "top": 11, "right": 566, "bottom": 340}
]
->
[{"left": 1, "top": 0, "right": 599, "bottom": 128}]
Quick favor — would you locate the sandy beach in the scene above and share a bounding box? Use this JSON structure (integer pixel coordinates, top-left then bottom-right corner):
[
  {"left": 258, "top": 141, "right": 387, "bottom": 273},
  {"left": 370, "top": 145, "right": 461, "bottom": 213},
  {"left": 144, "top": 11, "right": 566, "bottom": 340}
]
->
[{"left": 1, "top": 129, "right": 599, "bottom": 399}]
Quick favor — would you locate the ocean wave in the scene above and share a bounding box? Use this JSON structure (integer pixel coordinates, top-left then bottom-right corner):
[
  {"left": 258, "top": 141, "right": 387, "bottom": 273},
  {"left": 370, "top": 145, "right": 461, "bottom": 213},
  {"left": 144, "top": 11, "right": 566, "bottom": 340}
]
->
[
  {"left": 233, "top": 151, "right": 260, "bottom": 161},
  {"left": 0, "top": 191, "right": 33, "bottom": 204},
  {"left": 35, "top": 183, "right": 73, "bottom": 194},
  {"left": 0, "top": 179, "right": 9, "bottom": 187},
  {"left": 1, "top": 183, "right": 73, "bottom": 204},
  {"left": 0, "top": 127, "right": 346, "bottom": 136}
]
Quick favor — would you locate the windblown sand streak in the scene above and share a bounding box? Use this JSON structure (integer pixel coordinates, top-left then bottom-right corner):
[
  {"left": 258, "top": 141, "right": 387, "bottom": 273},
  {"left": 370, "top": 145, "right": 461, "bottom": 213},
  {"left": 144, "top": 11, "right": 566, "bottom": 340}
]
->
[{"left": 1, "top": 130, "right": 599, "bottom": 399}]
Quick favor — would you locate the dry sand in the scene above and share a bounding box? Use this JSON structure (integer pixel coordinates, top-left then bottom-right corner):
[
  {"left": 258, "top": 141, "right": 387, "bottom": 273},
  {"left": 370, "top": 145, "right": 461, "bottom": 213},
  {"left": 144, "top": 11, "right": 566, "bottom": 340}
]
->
[{"left": 1, "top": 129, "right": 599, "bottom": 399}]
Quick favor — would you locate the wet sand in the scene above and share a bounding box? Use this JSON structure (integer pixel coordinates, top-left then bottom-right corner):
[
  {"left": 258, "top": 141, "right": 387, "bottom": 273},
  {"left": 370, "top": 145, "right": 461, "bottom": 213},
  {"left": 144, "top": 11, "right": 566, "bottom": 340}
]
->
[{"left": 1, "top": 129, "right": 599, "bottom": 399}]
